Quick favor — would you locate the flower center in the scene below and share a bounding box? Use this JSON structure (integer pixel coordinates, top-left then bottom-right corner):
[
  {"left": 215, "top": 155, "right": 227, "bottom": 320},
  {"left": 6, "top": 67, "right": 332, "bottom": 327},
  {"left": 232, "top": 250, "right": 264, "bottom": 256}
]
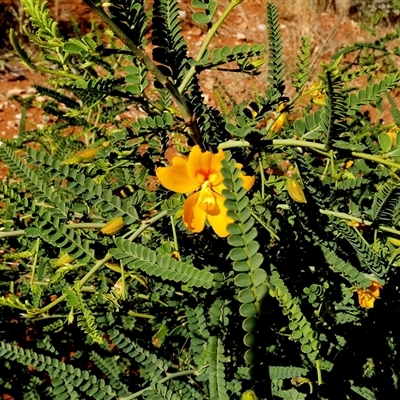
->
[
  {"left": 197, "top": 180, "right": 216, "bottom": 212},
  {"left": 195, "top": 169, "right": 219, "bottom": 186}
]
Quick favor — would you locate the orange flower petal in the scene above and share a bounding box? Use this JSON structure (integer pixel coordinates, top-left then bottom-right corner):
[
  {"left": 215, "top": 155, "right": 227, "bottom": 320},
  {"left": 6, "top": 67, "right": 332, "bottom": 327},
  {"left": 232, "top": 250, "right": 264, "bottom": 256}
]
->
[
  {"left": 197, "top": 182, "right": 217, "bottom": 212},
  {"left": 207, "top": 193, "right": 233, "bottom": 238},
  {"left": 241, "top": 174, "right": 255, "bottom": 192},
  {"left": 187, "top": 145, "right": 225, "bottom": 186},
  {"left": 357, "top": 290, "right": 376, "bottom": 309},
  {"left": 357, "top": 281, "right": 382, "bottom": 309},
  {"left": 208, "top": 148, "right": 225, "bottom": 186},
  {"left": 156, "top": 156, "right": 199, "bottom": 193},
  {"left": 182, "top": 192, "right": 207, "bottom": 233}
]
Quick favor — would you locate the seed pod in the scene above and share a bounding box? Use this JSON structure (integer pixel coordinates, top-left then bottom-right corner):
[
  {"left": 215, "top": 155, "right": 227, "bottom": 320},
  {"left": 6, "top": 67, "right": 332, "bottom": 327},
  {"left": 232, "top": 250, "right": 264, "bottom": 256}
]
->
[
  {"left": 100, "top": 216, "right": 125, "bottom": 236},
  {"left": 286, "top": 177, "right": 307, "bottom": 203}
]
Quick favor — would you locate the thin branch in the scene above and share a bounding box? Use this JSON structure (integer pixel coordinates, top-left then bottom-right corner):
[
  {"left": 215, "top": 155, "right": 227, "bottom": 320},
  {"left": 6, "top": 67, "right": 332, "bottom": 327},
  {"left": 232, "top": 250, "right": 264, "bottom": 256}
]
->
[{"left": 82, "top": 0, "right": 203, "bottom": 149}]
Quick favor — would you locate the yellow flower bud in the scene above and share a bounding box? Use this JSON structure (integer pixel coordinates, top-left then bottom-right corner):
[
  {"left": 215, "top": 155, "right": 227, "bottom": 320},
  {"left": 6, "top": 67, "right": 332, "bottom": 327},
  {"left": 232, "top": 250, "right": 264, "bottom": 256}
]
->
[
  {"left": 62, "top": 147, "right": 102, "bottom": 165},
  {"left": 241, "top": 390, "right": 259, "bottom": 400},
  {"left": 271, "top": 112, "right": 287, "bottom": 134},
  {"left": 388, "top": 237, "right": 400, "bottom": 247},
  {"left": 53, "top": 253, "right": 75, "bottom": 268},
  {"left": 268, "top": 103, "right": 287, "bottom": 135},
  {"left": 386, "top": 128, "right": 398, "bottom": 146},
  {"left": 286, "top": 177, "right": 307, "bottom": 203},
  {"left": 100, "top": 216, "right": 125, "bottom": 236},
  {"left": 310, "top": 82, "right": 326, "bottom": 106}
]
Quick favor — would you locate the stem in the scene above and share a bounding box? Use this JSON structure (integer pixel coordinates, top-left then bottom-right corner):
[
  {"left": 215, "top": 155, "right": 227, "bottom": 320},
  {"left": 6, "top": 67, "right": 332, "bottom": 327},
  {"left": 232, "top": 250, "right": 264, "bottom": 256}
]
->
[
  {"left": 316, "top": 359, "right": 323, "bottom": 385},
  {"left": 178, "top": 0, "right": 243, "bottom": 93},
  {"left": 352, "top": 151, "right": 400, "bottom": 170},
  {"left": 31, "top": 293, "right": 67, "bottom": 316},
  {"left": 120, "top": 261, "right": 126, "bottom": 301},
  {"left": 252, "top": 212, "right": 280, "bottom": 241},
  {"left": 119, "top": 370, "right": 197, "bottom": 400},
  {"left": 31, "top": 253, "right": 112, "bottom": 316},
  {"left": 379, "top": 225, "right": 400, "bottom": 236},
  {"left": 170, "top": 215, "right": 180, "bottom": 260},
  {"left": 218, "top": 140, "right": 251, "bottom": 149},
  {"left": 28, "top": 210, "right": 167, "bottom": 317},
  {"left": 329, "top": 150, "right": 336, "bottom": 179},
  {"left": 127, "top": 210, "right": 168, "bottom": 241},
  {"left": 259, "top": 155, "right": 265, "bottom": 199},
  {"left": 319, "top": 209, "right": 368, "bottom": 225},
  {"left": 9, "top": 30, "right": 82, "bottom": 80},
  {"left": 103, "top": 159, "right": 129, "bottom": 173},
  {"left": 31, "top": 65, "right": 82, "bottom": 80},
  {"left": 321, "top": 156, "right": 330, "bottom": 181},
  {"left": 78, "top": 253, "right": 112, "bottom": 289},
  {"left": 218, "top": 139, "right": 327, "bottom": 151},
  {"left": 319, "top": 209, "right": 400, "bottom": 236},
  {"left": 82, "top": 0, "right": 203, "bottom": 149},
  {"left": 273, "top": 139, "right": 327, "bottom": 151},
  {"left": 65, "top": 223, "right": 106, "bottom": 229},
  {"left": 127, "top": 311, "right": 156, "bottom": 319},
  {"left": 0, "top": 230, "right": 25, "bottom": 238},
  {"left": 30, "top": 239, "right": 40, "bottom": 287}
]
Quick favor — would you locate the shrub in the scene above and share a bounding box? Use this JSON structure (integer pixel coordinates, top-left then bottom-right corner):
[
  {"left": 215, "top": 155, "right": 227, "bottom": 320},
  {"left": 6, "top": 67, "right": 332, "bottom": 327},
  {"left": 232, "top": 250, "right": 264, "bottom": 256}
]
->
[{"left": 1, "top": 0, "right": 400, "bottom": 398}]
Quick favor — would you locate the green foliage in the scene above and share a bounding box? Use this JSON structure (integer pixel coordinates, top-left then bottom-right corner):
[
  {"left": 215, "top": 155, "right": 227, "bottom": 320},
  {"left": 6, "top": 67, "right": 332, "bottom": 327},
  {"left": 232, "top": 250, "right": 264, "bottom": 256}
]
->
[
  {"left": 222, "top": 156, "right": 268, "bottom": 364},
  {"left": 110, "top": 238, "right": 214, "bottom": 288},
  {"left": 208, "top": 336, "right": 229, "bottom": 400},
  {"left": 2, "top": 1, "right": 400, "bottom": 399},
  {"left": 266, "top": 2, "right": 285, "bottom": 98},
  {"left": 291, "top": 37, "right": 312, "bottom": 92}
]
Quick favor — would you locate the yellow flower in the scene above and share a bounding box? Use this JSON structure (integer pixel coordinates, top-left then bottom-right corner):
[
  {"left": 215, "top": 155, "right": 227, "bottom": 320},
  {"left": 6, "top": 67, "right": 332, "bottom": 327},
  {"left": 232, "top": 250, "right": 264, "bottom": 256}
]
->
[
  {"left": 271, "top": 112, "right": 287, "bottom": 134},
  {"left": 156, "top": 145, "right": 254, "bottom": 237},
  {"left": 357, "top": 281, "right": 382, "bottom": 309},
  {"left": 310, "top": 82, "right": 326, "bottom": 106},
  {"left": 268, "top": 103, "right": 287, "bottom": 135},
  {"left": 286, "top": 177, "right": 307, "bottom": 203}
]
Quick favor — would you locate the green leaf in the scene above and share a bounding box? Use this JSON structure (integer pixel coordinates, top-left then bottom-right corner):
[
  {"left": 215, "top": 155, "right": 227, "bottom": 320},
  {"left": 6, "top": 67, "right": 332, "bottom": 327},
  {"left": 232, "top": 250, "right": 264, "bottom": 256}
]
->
[
  {"left": 252, "top": 268, "right": 267, "bottom": 286},
  {"left": 239, "top": 303, "right": 257, "bottom": 318},
  {"left": 192, "top": 0, "right": 208, "bottom": 9},
  {"left": 242, "top": 317, "right": 257, "bottom": 332},
  {"left": 63, "top": 42, "right": 87, "bottom": 55},
  {"left": 192, "top": 12, "right": 211, "bottom": 24},
  {"left": 229, "top": 248, "right": 248, "bottom": 261},
  {"left": 378, "top": 132, "right": 392, "bottom": 152},
  {"left": 238, "top": 288, "right": 255, "bottom": 303},
  {"left": 293, "top": 119, "right": 306, "bottom": 135},
  {"left": 228, "top": 234, "right": 245, "bottom": 247},
  {"left": 235, "top": 273, "right": 252, "bottom": 287},
  {"left": 387, "top": 148, "right": 400, "bottom": 157}
]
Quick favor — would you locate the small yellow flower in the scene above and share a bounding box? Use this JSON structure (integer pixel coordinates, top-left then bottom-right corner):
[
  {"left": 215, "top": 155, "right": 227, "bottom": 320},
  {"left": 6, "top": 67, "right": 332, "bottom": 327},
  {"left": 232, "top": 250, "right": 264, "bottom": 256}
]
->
[
  {"left": 156, "top": 145, "right": 254, "bottom": 237},
  {"left": 310, "top": 82, "right": 326, "bottom": 106},
  {"left": 357, "top": 281, "right": 382, "bottom": 309},
  {"left": 268, "top": 103, "right": 287, "bottom": 135}
]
